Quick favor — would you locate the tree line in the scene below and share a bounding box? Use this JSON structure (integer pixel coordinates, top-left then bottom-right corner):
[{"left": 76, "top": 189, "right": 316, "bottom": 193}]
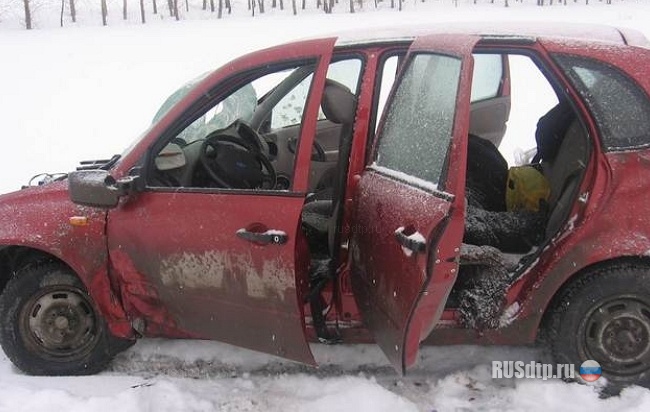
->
[{"left": 16, "top": 0, "right": 619, "bottom": 30}]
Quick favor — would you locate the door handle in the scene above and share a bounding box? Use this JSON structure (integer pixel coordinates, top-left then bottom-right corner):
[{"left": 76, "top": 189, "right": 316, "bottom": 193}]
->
[
  {"left": 236, "top": 229, "right": 288, "bottom": 245},
  {"left": 394, "top": 226, "right": 426, "bottom": 254}
]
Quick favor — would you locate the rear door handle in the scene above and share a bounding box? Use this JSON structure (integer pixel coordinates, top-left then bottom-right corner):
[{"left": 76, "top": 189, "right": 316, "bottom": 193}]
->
[
  {"left": 236, "top": 229, "right": 288, "bottom": 245},
  {"left": 394, "top": 226, "right": 426, "bottom": 254}
]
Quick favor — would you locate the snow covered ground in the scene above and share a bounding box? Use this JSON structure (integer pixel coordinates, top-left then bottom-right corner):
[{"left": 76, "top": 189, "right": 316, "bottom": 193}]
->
[
  {"left": 3, "top": 339, "right": 650, "bottom": 411},
  {"left": 2, "top": 1, "right": 650, "bottom": 411}
]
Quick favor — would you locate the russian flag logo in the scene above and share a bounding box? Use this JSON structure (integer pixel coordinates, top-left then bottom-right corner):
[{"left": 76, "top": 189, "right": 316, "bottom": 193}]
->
[{"left": 579, "top": 360, "right": 602, "bottom": 382}]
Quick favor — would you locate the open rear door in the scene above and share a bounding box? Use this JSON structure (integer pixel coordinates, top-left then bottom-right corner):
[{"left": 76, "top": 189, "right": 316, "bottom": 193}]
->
[{"left": 350, "top": 34, "right": 479, "bottom": 373}]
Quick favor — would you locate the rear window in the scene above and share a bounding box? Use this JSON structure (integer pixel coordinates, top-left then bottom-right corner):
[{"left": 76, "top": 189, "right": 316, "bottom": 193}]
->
[{"left": 554, "top": 54, "right": 650, "bottom": 150}]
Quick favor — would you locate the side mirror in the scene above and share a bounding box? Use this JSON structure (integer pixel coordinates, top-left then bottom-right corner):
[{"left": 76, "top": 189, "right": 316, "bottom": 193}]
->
[{"left": 68, "top": 170, "right": 142, "bottom": 208}]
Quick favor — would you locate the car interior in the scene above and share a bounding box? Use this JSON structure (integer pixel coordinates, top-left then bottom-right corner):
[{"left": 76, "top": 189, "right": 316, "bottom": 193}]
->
[
  {"left": 446, "top": 52, "right": 591, "bottom": 329},
  {"left": 148, "top": 48, "right": 591, "bottom": 330}
]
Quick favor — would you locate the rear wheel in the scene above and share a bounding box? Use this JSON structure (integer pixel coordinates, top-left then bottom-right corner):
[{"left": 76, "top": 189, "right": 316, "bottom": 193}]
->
[
  {"left": 546, "top": 264, "right": 650, "bottom": 388},
  {"left": 0, "top": 263, "right": 131, "bottom": 375}
]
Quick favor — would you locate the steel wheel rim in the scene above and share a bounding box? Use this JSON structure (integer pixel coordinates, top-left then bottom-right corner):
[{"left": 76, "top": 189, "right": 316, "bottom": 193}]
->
[
  {"left": 20, "top": 286, "right": 99, "bottom": 360},
  {"left": 580, "top": 296, "right": 650, "bottom": 378}
]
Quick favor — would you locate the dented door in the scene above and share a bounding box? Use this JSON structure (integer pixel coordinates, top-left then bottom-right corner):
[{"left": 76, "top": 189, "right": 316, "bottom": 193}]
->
[
  {"left": 105, "top": 39, "right": 336, "bottom": 365},
  {"left": 350, "top": 34, "right": 478, "bottom": 373}
]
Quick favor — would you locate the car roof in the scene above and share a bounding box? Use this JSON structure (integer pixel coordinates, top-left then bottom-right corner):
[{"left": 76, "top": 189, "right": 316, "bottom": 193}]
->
[{"left": 333, "top": 22, "right": 649, "bottom": 49}]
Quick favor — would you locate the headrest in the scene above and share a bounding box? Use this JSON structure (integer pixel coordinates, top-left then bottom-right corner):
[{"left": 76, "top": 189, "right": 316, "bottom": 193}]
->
[
  {"left": 321, "top": 79, "right": 357, "bottom": 125},
  {"left": 534, "top": 101, "right": 575, "bottom": 163}
]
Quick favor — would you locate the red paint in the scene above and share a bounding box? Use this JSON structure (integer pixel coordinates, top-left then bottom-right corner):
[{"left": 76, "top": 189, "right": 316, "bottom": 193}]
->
[{"left": 2, "top": 25, "right": 650, "bottom": 374}]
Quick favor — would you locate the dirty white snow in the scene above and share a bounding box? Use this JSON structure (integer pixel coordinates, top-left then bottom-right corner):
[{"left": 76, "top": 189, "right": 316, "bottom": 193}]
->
[{"left": 2, "top": 1, "right": 650, "bottom": 411}]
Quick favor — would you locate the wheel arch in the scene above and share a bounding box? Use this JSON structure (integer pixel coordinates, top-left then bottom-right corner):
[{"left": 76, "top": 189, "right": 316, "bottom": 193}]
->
[
  {"left": 0, "top": 245, "right": 76, "bottom": 293},
  {"left": 0, "top": 244, "right": 134, "bottom": 339}
]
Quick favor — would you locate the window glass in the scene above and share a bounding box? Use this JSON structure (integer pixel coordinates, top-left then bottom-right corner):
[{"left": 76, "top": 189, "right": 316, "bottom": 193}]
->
[
  {"left": 150, "top": 62, "right": 315, "bottom": 190},
  {"left": 554, "top": 54, "right": 650, "bottom": 150},
  {"left": 271, "top": 59, "right": 362, "bottom": 130},
  {"left": 270, "top": 73, "right": 313, "bottom": 130},
  {"left": 375, "top": 53, "right": 461, "bottom": 188},
  {"left": 375, "top": 55, "right": 400, "bottom": 132},
  {"left": 471, "top": 54, "right": 503, "bottom": 102},
  {"left": 325, "top": 58, "right": 362, "bottom": 94}
]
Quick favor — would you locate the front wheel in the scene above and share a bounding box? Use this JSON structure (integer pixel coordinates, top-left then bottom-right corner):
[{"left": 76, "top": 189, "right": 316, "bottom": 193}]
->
[
  {"left": 0, "top": 263, "right": 131, "bottom": 375},
  {"left": 546, "top": 264, "right": 650, "bottom": 388}
]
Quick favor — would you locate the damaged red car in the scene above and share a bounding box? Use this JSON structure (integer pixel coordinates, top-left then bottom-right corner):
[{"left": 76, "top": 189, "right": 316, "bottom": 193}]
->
[{"left": 1, "top": 23, "right": 650, "bottom": 388}]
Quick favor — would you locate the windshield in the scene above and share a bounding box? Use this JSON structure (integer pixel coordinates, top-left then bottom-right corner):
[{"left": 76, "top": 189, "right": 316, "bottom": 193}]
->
[{"left": 151, "top": 71, "right": 211, "bottom": 124}]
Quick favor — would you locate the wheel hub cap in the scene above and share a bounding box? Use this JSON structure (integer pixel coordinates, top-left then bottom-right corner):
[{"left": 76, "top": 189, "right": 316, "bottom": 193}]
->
[
  {"left": 584, "top": 297, "right": 650, "bottom": 377},
  {"left": 602, "top": 317, "right": 648, "bottom": 359},
  {"left": 23, "top": 288, "right": 97, "bottom": 357}
]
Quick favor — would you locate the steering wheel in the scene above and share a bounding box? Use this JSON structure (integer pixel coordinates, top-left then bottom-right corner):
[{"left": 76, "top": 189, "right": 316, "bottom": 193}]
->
[{"left": 199, "top": 134, "right": 276, "bottom": 189}]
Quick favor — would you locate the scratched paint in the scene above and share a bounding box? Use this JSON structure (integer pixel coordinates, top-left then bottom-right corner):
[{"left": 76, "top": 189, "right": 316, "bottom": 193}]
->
[
  {"left": 160, "top": 251, "right": 227, "bottom": 289},
  {"left": 160, "top": 251, "right": 293, "bottom": 301}
]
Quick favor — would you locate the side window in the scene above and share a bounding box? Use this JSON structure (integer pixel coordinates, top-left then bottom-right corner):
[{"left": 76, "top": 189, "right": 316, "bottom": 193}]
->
[
  {"left": 375, "top": 55, "right": 400, "bottom": 132},
  {"left": 271, "top": 73, "right": 313, "bottom": 130},
  {"left": 271, "top": 58, "right": 362, "bottom": 130},
  {"left": 554, "top": 54, "right": 650, "bottom": 150},
  {"left": 471, "top": 54, "right": 503, "bottom": 102},
  {"left": 375, "top": 53, "right": 461, "bottom": 188},
  {"left": 324, "top": 59, "right": 363, "bottom": 96},
  {"left": 150, "top": 61, "right": 316, "bottom": 190}
]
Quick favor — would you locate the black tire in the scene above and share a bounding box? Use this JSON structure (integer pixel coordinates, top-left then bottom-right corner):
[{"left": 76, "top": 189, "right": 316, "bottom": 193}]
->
[
  {"left": 0, "top": 263, "right": 132, "bottom": 375},
  {"left": 546, "top": 264, "right": 650, "bottom": 388}
]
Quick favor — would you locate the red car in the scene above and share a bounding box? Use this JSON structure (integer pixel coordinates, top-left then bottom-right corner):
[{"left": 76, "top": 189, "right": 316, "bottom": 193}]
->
[{"left": 1, "top": 23, "right": 650, "bottom": 388}]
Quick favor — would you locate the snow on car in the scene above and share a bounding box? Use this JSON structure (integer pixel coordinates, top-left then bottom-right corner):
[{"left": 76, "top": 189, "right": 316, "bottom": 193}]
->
[{"left": 1, "top": 22, "right": 650, "bottom": 392}]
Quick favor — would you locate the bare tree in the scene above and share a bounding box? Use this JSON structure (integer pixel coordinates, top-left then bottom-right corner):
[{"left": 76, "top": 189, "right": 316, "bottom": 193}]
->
[
  {"left": 153, "top": 0, "right": 158, "bottom": 14},
  {"left": 226, "top": 0, "right": 231, "bottom": 13},
  {"left": 349, "top": 0, "right": 354, "bottom": 13},
  {"left": 258, "top": 0, "right": 265, "bottom": 13},
  {"left": 203, "top": 0, "right": 207, "bottom": 9},
  {"left": 167, "top": 0, "right": 174, "bottom": 16},
  {"left": 69, "top": 0, "right": 76, "bottom": 22},
  {"left": 218, "top": 0, "right": 222, "bottom": 17},
  {"left": 211, "top": 0, "right": 215, "bottom": 12},
  {"left": 60, "top": 0, "right": 64, "bottom": 26},
  {"left": 23, "top": 0, "right": 32, "bottom": 29},
  {"left": 173, "top": 0, "right": 179, "bottom": 19},
  {"left": 293, "top": 0, "right": 297, "bottom": 14},
  {"left": 123, "top": 0, "right": 127, "bottom": 20},
  {"left": 140, "top": 0, "right": 146, "bottom": 22},
  {"left": 101, "top": 0, "right": 108, "bottom": 25}
]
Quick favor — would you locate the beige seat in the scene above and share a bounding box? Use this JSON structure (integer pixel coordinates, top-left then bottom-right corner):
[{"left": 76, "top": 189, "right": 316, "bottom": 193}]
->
[
  {"left": 541, "top": 119, "right": 589, "bottom": 238},
  {"left": 301, "top": 79, "right": 357, "bottom": 255}
]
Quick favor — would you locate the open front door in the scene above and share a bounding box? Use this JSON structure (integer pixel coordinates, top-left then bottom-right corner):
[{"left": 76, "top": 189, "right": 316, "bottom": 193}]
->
[
  {"left": 350, "top": 34, "right": 478, "bottom": 373},
  {"left": 106, "top": 38, "right": 336, "bottom": 365}
]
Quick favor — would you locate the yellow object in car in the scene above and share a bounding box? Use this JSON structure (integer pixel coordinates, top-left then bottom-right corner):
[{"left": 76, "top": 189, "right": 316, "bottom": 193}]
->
[{"left": 506, "top": 166, "right": 551, "bottom": 212}]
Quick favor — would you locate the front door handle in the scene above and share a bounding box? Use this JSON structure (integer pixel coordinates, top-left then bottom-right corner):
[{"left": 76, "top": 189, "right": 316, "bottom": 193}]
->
[
  {"left": 236, "top": 229, "right": 288, "bottom": 245},
  {"left": 394, "top": 226, "right": 426, "bottom": 254}
]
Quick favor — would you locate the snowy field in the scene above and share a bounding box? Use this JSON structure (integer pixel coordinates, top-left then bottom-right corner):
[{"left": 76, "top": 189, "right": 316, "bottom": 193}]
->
[{"left": 3, "top": 1, "right": 650, "bottom": 411}]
